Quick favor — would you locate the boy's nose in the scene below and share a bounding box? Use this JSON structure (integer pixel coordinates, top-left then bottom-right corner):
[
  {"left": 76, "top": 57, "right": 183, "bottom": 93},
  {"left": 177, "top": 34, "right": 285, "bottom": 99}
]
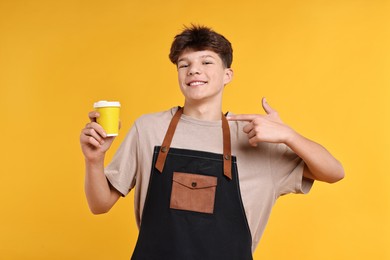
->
[{"left": 188, "top": 65, "right": 201, "bottom": 75}]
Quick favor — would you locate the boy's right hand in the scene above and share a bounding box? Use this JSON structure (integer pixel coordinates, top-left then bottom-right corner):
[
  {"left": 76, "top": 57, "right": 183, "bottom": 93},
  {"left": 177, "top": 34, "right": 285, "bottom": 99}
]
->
[{"left": 80, "top": 111, "right": 116, "bottom": 162}]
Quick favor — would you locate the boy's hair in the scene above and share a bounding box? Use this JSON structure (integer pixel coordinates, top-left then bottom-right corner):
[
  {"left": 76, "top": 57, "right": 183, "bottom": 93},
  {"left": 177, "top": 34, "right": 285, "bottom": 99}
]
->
[{"left": 169, "top": 25, "right": 233, "bottom": 68}]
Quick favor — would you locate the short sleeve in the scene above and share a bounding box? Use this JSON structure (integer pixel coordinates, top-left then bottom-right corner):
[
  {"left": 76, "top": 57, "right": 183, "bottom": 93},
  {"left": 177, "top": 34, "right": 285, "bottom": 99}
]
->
[
  {"left": 269, "top": 143, "right": 314, "bottom": 197},
  {"left": 104, "top": 124, "right": 139, "bottom": 197}
]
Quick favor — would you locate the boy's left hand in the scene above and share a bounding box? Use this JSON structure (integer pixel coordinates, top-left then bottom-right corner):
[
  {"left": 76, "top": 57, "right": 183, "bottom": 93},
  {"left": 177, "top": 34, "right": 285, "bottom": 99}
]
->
[{"left": 227, "top": 98, "right": 295, "bottom": 147}]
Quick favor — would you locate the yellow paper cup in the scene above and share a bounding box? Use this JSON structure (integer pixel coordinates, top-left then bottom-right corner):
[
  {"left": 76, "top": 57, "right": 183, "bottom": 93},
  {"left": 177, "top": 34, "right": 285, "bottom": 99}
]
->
[{"left": 93, "top": 101, "right": 121, "bottom": 136}]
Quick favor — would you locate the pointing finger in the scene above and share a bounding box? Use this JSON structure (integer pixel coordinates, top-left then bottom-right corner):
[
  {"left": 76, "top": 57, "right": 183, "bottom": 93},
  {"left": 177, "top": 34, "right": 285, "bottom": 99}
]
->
[{"left": 226, "top": 114, "right": 262, "bottom": 122}]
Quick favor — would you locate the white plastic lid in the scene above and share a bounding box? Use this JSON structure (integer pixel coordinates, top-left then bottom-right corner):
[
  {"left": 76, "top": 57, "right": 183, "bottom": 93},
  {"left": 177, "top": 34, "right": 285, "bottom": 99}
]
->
[{"left": 93, "top": 100, "right": 121, "bottom": 108}]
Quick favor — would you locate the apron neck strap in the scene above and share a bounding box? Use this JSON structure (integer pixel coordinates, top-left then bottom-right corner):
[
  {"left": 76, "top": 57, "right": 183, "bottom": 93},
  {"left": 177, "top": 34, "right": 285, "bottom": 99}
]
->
[{"left": 155, "top": 106, "right": 232, "bottom": 180}]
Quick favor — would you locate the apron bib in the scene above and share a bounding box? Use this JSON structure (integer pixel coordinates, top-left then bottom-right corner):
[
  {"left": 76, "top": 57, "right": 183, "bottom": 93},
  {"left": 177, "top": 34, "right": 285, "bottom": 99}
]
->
[{"left": 131, "top": 107, "right": 252, "bottom": 260}]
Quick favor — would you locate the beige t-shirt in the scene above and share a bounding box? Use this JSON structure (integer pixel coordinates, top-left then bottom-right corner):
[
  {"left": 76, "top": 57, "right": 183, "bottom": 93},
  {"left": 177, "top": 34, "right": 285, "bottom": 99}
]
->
[{"left": 105, "top": 107, "right": 313, "bottom": 252}]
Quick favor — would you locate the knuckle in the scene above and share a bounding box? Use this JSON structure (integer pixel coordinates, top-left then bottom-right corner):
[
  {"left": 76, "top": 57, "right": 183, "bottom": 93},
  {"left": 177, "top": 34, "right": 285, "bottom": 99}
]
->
[
  {"left": 88, "top": 122, "right": 100, "bottom": 132},
  {"left": 88, "top": 136, "right": 97, "bottom": 145},
  {"left": 91, "top": 122, "right": 101, "bottom": 128},
  {"left": 252, "top": 122, "right": 261, "bottom": 129},
  {"left": 81, "top": 128, "right": 89, "bottom": 136},
  {"left": 253, "top": 118, "right": 261, "bottom": 124},
  {"left": 89, "top": 128, "right": 98, "bottom": 136}
]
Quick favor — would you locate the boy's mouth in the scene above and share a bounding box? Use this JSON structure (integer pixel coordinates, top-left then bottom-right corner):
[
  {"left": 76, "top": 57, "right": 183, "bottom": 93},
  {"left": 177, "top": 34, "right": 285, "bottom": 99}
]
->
[{"left": 187, "top": 81, "right": 207, "bottom": 86}]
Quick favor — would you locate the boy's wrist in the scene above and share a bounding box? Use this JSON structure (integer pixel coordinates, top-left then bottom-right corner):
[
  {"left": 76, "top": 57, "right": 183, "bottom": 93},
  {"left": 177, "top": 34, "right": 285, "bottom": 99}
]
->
[
  {"left": 283, "top": 127, "right": 301, "bottom": 148},
  {"left": 85, "top": 155, "right": 105, "bottom": 169}
]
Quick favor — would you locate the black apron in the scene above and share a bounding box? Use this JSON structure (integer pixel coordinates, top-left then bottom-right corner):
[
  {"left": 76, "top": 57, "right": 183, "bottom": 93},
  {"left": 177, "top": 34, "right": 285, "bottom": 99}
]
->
[{"left": 131, "top": 107, "right": 252, "bottom": 260}]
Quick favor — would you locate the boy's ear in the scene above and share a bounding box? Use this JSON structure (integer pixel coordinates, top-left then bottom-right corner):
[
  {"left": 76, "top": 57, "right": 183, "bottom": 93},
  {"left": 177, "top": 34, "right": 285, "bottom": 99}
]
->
[{"left": 223, "top": 68, "right": 234, "bottom": 85}]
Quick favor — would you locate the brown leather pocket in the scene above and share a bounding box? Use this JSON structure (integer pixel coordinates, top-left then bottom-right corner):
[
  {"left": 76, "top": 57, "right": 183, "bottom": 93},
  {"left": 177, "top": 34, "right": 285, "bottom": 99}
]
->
[{"left": 170, "top": 172, "right": 217, "bottom": 214}]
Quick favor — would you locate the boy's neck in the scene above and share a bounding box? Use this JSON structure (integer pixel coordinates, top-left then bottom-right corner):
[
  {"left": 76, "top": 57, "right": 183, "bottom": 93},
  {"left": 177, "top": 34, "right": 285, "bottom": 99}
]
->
[{"left": 182, "top": 101, "right": 222, "bottom": 121}]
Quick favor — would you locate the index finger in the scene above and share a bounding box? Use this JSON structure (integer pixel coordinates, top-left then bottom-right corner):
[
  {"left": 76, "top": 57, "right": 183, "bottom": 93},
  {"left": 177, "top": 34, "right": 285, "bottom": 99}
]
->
[{"left": 226, "top": 114, "right": 262, "bottom": 122}]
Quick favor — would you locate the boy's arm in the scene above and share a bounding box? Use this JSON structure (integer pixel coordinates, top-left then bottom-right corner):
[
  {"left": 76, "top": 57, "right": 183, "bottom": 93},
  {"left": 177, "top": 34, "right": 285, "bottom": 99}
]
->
[
  {"left": 227, "top": 98, "right": 344, "bottom": 183},
  {"left": 284, "top": 130, "right": 344, "bottom": 183},
  {"left": 84, "top": 158, "right": 121, "bottom": 214},
  {"left": 80, "top": 111, "right": 121, "bottom": 214}
]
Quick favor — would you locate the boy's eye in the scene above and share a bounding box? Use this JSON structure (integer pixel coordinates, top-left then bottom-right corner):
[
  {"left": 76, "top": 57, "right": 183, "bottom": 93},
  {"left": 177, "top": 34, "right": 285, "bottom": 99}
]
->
[
  {"left": 203, "top": 61, "right": 213, "bottom": 65},
  {"left": 178, "top": 64, "right": 188, "bottom": 68}
]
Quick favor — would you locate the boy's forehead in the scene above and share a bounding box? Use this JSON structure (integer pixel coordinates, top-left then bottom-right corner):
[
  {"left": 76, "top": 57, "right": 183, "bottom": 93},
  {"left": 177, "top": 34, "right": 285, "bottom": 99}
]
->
[{"left": 178, "top": 49, "right": 220, "bottom": 61}]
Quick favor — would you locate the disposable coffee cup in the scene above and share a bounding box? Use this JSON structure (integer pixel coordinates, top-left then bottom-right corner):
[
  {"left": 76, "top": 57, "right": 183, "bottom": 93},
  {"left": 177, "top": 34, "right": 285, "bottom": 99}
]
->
[{"left": 93, "top": 100, "right": 121, "bottom": 136}]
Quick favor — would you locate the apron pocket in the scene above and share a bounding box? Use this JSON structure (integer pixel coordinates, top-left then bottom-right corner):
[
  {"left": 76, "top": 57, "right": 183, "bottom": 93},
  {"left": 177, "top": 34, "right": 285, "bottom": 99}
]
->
[{"left": 170, "top": 172, "right": 218, "bottom": 214}]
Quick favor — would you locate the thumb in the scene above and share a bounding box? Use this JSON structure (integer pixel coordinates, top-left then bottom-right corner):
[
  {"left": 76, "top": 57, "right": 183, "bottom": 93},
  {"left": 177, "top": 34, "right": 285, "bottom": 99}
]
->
[{"left": 262, "top": 97, "right": 276, "bottom": 114}]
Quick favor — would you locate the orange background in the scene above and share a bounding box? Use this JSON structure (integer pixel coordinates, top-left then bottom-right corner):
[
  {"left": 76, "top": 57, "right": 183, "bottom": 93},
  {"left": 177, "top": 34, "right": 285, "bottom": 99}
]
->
[{"left": 1, "top": 0, "right": 389, "bottom": 259}]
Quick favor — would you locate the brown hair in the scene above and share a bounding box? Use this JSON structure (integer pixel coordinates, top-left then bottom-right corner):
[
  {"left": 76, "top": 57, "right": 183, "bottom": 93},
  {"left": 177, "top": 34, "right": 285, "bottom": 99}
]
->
[{"left": 169, "top": 25, "right": 233, "bottom": 68}]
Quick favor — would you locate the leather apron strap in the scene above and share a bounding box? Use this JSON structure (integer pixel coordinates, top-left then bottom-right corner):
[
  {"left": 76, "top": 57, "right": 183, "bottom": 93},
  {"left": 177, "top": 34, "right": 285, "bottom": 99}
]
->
[{"left": 155, "top": 106, "right": 232, "bottom": 180}]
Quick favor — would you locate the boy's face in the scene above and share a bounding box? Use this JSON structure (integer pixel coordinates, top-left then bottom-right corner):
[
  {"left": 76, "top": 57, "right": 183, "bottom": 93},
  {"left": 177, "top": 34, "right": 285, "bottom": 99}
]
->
[{"left": 177, "top": 49, "right": 233, "bottom": 105}]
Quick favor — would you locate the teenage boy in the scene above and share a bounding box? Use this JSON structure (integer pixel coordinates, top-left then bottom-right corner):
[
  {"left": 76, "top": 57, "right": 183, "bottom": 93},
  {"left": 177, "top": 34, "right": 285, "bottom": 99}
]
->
[{"left": 80, "top": 25, "right": 344, "bottom": 259}]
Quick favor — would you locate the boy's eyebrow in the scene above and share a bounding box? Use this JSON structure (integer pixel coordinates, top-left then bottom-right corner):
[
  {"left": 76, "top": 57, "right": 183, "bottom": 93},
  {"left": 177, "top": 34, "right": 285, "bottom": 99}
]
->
[{"left": 200, "top": 55, "right": 216, "bottom": 59}]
